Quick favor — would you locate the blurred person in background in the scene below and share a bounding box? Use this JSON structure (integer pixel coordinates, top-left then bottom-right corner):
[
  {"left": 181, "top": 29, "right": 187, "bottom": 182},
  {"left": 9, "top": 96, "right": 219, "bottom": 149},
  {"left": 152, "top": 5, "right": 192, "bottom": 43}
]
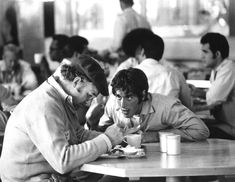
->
[
  {"left": 36, "top": 34, "right": 89, "bottom": 85},
  {"left": 115, "top": 28, "right": 154, "bottom": 74},
  {"left": 193, "top": 32, "right": 235, "bottom": 139},
  {"left": 0, "top": 43, "right": 38, "bottom": 100},
  {"left": 101, "top": 0, "right": 151, "bottom": 63},
  {"left": 111, "top": 0, "right": 151, "bottom": 53},
  {"left": 0, "top": 55, "right": 124, "bottom": 182},
  {"left": 34, "top": 34, "right": 69, "bottom": 84},
  {"left": 0, "top": 84, "right": 19, "bottom": 142},
  {"left": 134, "top": 33, "right": 192, "bottom": 109},
  {"left": 48, "top": 34, "right": 69, "bottom": 71},
  {"left": 53, "top": 35, "right": 89, "bottom": 79}
]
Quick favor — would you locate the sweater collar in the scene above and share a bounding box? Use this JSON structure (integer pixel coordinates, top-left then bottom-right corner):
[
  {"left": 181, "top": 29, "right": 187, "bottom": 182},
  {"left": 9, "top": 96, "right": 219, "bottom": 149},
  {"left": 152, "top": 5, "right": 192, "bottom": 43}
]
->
[{"left": 47, "top": 75, "right": 73, "bottom": 106}]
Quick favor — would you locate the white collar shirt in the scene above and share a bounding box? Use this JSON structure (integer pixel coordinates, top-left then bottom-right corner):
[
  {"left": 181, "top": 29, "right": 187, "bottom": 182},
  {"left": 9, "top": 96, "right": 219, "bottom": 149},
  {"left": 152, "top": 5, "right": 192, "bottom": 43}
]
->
[
  {"left": 111, "top": 7, "right": 151, "bottom": 52},
  {"left": 136, "top": 58, "right": 179, "bottom": 98},
  {"left": 206, "top": 59, "right": 235, "bottom": 135}
]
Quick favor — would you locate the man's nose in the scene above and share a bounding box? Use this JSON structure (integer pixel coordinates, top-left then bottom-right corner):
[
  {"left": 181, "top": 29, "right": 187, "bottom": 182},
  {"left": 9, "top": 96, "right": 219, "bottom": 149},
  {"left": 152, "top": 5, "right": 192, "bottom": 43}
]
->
[{"left": 120, "top": 98, "right": 127, "bottom": 107}]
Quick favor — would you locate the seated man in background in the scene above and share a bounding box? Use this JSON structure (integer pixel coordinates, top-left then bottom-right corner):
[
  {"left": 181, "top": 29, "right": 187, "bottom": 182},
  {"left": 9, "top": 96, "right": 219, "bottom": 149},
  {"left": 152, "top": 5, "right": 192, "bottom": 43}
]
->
[
  {"left": 114, "top": 28, "right": 154, "bottom": 75},
  {"left": 118, "top": 30, "right": 192, "bottom": 109},
  {"left": 34, "top": 34, "right": 69, "bottom": 84},
  {"left": 0, "top": 43, "right": 38, "bottom": 99},
  {"left": 99, "top": 68, "right": 209, "bottom": 142},
  {"left": 193, "top": 32, "right": 235, "bottom": 139},
  {"left": 135, "top": 33, "right": 192, "bottom": 109},
  {"left": 48, "top": 34, "right": 69, "bottom": 71},
  {"left": 0, "top": 55, "right": 124, "bottom": 182},
  {"left": 0, "top": 83, "right": 19, "bottom": 140}
]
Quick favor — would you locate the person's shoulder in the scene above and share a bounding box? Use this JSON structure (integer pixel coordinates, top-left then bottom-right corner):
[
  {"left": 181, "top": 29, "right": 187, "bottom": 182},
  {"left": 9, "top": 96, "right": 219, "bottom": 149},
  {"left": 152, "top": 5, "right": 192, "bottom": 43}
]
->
[
  {"left": 226, "top": 59, "right": 235, "bottom": 67},
  {"left": 151, "top": 93, "right": 180, "bottom": 106},
  {"left": 136, "top": 59, "right": 162, "bottom": 73},
  {"left": 220, "top": 59, "right": 235, "bottom": 74},
  {"left": 118, "top": 57, "right": 137, "bottom": 70}
]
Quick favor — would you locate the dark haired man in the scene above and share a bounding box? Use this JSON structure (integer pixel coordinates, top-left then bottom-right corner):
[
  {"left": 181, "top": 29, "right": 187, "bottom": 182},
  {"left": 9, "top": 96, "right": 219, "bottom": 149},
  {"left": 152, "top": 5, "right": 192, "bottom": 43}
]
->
[
  {"left": 35, "top": 34, "right": 69, "bottom": 84},
  {"left": 0, "top": 55, "right": 124, "bottom": 182},
  {"left": 53, "top": 35, "right": 89, "bottom": 80},
  {"left": 99, "top": 68, "right": 209, "bottom": 142},
  {"left": 113, "top": 28, "right": 153, "bottom": 74},
  {"left": 134, "top": 33, "right": 192, "bottom": 109},
  {"left": 49, "top": 34, "right": 69, "bottom": 64},
  {"left": 194, "top": 32, "right": 235, "bottom": 139},
  {"left": 63, "top": 35, "right": 89, "bottom": 58}
]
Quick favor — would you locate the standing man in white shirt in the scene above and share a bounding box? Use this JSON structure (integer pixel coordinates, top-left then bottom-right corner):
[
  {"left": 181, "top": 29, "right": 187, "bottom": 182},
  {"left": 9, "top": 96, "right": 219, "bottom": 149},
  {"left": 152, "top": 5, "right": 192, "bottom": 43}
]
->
[
  {"left": 111, "top": 0, "right": 151, "bottom": 53},
  {"left": 194, "top": 32, "right": 235, "bottom": 139}
]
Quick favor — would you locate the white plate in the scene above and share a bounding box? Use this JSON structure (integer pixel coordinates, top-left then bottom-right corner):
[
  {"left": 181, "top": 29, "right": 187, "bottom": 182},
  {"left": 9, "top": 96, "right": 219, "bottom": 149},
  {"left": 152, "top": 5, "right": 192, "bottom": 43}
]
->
[{"left": 100, "top": 146, "right": 145, "bottom": 159}]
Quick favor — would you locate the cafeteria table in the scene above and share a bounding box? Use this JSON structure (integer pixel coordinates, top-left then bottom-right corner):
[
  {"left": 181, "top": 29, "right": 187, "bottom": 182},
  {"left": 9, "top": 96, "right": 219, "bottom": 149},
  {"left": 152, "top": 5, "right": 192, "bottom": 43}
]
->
[{"left": 80, "top": 139, "right": 235, "bottom": 182}]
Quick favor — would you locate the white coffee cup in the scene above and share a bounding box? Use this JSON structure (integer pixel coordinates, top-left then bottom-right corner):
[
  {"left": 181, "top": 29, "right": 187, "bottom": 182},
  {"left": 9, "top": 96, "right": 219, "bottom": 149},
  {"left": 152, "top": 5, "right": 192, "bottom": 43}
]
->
[
  {"left": 159, "top": 132, "right": 174, "bottom": 153},
  {"left": 34, "top": 53, "right": 43, "bottom": 64},
  {"left": 166, "top": 134, "right": 181, "bottom": 155},
  {"left": 125, "top": 134, "right": 142, "bottom": 148}
]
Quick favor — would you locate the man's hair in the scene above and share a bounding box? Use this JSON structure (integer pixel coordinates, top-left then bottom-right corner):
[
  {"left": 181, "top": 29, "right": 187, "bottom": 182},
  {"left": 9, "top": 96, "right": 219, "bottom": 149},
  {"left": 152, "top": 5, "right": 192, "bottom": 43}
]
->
[
  {"left": 111, "top": 68, "right": 149, "bottom": 102},
  {"left": 60, "top": 55, "right": 109, "bottom": 96},
  {"left": 200, "top": 32, "right": 229, "bottom": 59},
  {"left": 140, "top": 33, "right": 164, "bottom": 60},
  {"left": 52, "top": 34, "right": 69, "bottom": 49},
  {"left": 122, "top": 28, "right": 153, "bottom": 57},
  {"left": 64, "top": 35, "right": 89, "bottom": 58},
  {"left": 120, "top": 0, "right": 134, "bottom": 6},
  {"left": 60, "top": 64, "right": 87, "bottom": 82}
]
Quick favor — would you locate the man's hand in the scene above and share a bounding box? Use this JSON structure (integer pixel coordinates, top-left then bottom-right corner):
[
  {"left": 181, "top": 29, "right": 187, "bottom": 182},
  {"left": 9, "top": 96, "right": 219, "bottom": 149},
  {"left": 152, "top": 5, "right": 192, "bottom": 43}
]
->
[{"left": 105, "top": 124, "right": 124, "bottom": 146}]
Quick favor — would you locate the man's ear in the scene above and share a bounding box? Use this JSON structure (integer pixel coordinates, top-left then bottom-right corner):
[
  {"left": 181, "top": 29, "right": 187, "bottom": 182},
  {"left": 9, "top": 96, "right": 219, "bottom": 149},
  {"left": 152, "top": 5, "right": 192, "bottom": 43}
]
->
[
  {"left": 213, "top": 51, "right": 221, "bottom": 59},
  {"left": 73, "top": 76, "right": 82, "bottom": 87},
  {"left": 142, "top": 90, "right": 147, "bottom": 101},
  {"left": 72, "top": 52, "right": 81, "bottom": 59}
]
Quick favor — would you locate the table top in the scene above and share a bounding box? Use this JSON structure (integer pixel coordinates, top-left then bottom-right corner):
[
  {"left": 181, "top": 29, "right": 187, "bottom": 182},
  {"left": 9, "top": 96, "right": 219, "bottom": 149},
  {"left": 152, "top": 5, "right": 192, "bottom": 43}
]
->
[
  {"left": 186, "top": 80, "right": 211, "bottom": 89},
  {"left": 80, "top": 139, "right": 235, "bottom": 178}
]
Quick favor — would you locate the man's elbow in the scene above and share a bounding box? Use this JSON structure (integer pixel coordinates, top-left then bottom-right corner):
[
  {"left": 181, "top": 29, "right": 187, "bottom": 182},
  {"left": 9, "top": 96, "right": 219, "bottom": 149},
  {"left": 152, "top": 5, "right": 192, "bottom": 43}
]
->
[{"left": 193, "top": 128, "right": 210, "bottom": 141}]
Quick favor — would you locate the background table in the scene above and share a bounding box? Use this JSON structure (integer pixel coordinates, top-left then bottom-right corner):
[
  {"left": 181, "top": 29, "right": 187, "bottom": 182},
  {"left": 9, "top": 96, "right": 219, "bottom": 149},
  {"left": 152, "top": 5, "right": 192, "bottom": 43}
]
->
[{"left": 80, "top": 139, "right": 235, "bottom": 182}]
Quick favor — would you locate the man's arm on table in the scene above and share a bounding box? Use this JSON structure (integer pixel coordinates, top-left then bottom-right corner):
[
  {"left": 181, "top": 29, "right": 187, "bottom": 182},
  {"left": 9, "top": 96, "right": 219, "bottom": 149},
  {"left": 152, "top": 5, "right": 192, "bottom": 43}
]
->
[{"left": 142, "top": 101, "right": 210, "bottom": 143}]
